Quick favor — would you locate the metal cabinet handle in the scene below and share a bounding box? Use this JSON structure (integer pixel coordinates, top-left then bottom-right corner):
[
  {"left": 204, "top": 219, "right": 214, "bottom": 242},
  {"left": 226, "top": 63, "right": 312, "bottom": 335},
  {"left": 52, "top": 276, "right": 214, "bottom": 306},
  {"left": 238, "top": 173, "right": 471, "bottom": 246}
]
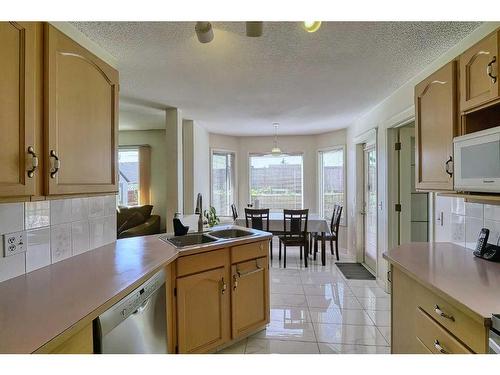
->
[
  {"left": 50, "top": 150, "right": 60, "bottom": 178},
  {"left": 445, "top": 156, "right": 453, "bottom": 177},
  {"left": 27, "top": 146, "right": 39, "bottom": 178},
  {"left": 434, "top": 304, "right": 455, "bottom": 321},
  {"left": 237, "top": 265, "right": 263, "bottom": 278},
  {"left": 221, "top": 278, "right": 227, "bottom": 294},
  {"left": 232, "top": 274, "right": 239, "bottom": 290},
  {"left": 487, "top": 56, "right": 497, "bottom": 83},
  {"left": 434, "top": 340, "right": 448, "bottom": 354}
]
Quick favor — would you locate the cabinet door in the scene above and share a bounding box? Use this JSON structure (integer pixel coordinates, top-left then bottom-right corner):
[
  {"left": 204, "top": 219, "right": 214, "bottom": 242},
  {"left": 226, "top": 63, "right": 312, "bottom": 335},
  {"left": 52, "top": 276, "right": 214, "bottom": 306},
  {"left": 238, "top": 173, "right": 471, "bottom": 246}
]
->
[
  {"left": 460, "top": 30, "right": 499, "bottom": 112},
  {"left": 0, "top": 22, "right": 37, "bottom": 198},
  {"left": 415, "top": 61, "right": 457, "bottom": 191},
  {"left": 176, "top": 267, "right": 230, "bottom": 353},
  {"left": 45, "top": 24, "right": 119, "bottom": 195},
  {"left": 231, "top": 257, "right": 269, "bottom": 339}
]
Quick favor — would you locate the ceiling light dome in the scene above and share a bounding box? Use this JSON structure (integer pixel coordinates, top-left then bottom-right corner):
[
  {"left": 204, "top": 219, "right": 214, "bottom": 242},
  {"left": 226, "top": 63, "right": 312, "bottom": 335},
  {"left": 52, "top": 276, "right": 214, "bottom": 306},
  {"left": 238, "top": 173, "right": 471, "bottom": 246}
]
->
[{"left": 303, "top": 21, "right": 322, "bottom": 33}]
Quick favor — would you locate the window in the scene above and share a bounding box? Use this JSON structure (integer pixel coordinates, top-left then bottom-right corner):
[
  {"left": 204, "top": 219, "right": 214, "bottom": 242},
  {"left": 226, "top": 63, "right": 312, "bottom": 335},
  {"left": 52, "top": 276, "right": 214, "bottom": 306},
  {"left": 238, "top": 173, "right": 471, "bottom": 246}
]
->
[
  {"left": 319, "top": 147, "right": 345, "bottom": 225},
  {"left": 118, "top": 146, "right": 151, "bottom": 206},
  {"left": 211, "top": 151, "right": 235, "bottom": 216},
  {"left": 249, "top": 154, "right": 303, "bottom": 210}
]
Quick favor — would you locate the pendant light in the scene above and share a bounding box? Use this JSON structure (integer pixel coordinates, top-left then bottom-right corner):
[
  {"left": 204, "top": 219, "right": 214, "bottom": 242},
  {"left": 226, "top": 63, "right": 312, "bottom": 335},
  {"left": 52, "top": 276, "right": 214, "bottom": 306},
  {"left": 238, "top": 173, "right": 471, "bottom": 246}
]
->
[{"left": 271, "top": 123, "right": 282, "bottom": 156}]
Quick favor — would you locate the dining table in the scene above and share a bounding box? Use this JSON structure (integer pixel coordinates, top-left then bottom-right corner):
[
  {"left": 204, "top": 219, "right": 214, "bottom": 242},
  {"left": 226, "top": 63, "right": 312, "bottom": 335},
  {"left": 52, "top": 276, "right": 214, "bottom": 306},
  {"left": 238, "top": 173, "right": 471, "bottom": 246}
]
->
[{"left": 235, "top": 212, "right": 331, "bottom": 266}]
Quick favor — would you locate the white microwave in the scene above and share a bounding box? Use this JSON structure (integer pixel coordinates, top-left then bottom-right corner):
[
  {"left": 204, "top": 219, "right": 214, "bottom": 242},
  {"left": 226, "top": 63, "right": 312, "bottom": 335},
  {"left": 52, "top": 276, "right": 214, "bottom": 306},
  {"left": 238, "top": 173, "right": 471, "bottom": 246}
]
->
[{"left": 453, "top": 126, "right": 500, "bottom": 193}]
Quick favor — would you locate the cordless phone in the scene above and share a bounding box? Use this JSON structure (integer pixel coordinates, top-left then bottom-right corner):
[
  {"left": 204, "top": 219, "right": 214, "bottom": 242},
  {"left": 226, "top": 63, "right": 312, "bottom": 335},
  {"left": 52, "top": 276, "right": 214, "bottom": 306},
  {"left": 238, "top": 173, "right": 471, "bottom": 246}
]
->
[
  {"left": 473, "top": 228, "right": 500, "bottom": 262},
  {"left": 474, "top": 228, "right": 489, "bottom": 256}
]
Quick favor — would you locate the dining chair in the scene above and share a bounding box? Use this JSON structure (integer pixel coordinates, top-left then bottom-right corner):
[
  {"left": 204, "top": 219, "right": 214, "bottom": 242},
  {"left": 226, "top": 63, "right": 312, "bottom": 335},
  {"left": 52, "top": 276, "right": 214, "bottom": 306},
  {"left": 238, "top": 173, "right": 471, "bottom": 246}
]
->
[
  {"left": 314, "top": 204, "right": 343, "bottom": 261},
  {"left": 231, "top": 203, "right": 238, "bottom": 221},
  {"left": 278, "top": 209, "right": 309, "bottom": 268},
  {"left": 244, "top": 208, "right": 272, "bottom": 259}
]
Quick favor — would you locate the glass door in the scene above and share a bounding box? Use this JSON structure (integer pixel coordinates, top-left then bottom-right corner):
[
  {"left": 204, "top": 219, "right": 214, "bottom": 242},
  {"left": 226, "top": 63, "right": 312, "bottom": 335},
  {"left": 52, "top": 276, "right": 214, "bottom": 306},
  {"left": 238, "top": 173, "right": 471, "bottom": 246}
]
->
[{"left": 363, "top": 144, "right": 377, "bottom": 273}]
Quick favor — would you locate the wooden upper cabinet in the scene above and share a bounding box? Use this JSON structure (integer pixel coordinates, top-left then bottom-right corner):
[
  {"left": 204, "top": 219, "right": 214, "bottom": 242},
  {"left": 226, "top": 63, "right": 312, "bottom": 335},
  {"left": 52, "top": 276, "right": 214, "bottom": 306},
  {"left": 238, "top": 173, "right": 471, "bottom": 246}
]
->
[
  {"left": 231, "top": 257, "right": 269, "bottom": 339},
  {"left": 460, "top": 30, "right": 499, "bottom": 112},
  {"left": 0, "top": 22, "right": 38, "bottom": 198},
  {"left": 415, "top": 60, "right": 457, "bottom": 191},
  {"left": 45, "top": 24, "right": 119, "bottom": 195},
  {"left": 176, "top": 266, "right": 230, "bottom": 353}
]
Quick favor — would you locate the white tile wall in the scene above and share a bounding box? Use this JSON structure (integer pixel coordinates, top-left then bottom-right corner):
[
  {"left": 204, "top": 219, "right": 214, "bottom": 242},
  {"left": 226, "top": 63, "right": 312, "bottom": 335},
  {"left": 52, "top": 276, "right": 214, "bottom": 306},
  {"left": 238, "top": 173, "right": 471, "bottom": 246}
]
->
[
  {"left": 435, "top": 196, "right": 500, "bottom": 250},
  {"left": 26, "top": 228, "right": 51, "bottom": 273},
  {"left": 0, "top": 195, "right": 117, "bottom": 282}
]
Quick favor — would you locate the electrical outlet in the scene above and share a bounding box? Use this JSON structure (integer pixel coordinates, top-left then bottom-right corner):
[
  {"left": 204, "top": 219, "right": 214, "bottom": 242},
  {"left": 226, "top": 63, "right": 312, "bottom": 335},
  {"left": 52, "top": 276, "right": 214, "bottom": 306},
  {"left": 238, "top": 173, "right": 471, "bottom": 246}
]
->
[{"left": 3, "top": 231, "right": 26, "bottom": 257}]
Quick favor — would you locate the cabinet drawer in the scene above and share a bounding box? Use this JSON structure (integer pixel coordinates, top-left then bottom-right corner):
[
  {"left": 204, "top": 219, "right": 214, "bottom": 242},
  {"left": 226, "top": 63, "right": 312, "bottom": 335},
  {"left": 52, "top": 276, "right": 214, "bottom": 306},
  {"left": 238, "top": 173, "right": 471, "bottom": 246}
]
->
[
  {"left": 231, "top": 241, "right": 269, "bottom": 264},
  {"left": 416, "top": 308, "right": 472, "bottom": 354},
  {"left": 415, "top": 281, "right": 485, "bottom": 353},
  {"left": 177, "top": 248, "right": 228, "bottom": 277}
]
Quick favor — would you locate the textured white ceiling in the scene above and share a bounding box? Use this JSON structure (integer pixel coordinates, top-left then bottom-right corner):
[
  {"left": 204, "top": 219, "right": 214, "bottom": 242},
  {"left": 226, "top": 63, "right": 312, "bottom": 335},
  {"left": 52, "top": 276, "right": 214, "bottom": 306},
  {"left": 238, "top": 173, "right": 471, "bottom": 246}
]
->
[{"left": 72, "top": 22, "right": 480, "bottom": 135}]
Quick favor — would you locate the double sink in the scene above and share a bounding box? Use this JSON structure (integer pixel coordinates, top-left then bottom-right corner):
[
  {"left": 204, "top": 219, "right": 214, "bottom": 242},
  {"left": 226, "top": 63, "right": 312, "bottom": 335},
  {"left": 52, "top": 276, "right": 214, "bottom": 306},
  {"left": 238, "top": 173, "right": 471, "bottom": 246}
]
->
[{"left": 161, "top": 228, "right": 256, "bottom": 249}]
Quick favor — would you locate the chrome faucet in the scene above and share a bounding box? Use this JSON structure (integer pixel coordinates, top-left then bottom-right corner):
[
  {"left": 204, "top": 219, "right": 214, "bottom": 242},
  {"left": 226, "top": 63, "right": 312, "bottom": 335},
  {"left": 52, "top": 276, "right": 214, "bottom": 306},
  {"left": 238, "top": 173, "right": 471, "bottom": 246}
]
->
[{"left": 195, "top": 193, "right": 203, "bottom": 232}]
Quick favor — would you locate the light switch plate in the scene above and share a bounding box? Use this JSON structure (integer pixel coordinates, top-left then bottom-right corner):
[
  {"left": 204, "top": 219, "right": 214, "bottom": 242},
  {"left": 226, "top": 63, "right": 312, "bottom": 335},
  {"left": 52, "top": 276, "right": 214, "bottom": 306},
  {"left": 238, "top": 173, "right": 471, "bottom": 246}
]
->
[{"left": 3, "top": 231, "right": 27, "bottom": 257}]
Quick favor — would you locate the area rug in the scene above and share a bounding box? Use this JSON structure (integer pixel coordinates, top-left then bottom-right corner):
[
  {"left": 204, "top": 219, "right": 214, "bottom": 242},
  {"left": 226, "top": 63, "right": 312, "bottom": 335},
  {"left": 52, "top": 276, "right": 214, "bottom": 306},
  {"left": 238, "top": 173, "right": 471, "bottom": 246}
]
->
[{"left": 335, "top": 262, "right": 376, "bottom": 280}]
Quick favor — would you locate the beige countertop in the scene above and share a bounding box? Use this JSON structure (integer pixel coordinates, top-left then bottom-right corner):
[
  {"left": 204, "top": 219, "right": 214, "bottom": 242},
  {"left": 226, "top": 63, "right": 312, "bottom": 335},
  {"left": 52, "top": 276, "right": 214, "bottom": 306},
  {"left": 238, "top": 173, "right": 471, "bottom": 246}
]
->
[
  {"left": 0, "top": 225, "right": 271, "bottom": 354},
  {"left": 383, "top": 242, "right": 500, "bottom": 323}
]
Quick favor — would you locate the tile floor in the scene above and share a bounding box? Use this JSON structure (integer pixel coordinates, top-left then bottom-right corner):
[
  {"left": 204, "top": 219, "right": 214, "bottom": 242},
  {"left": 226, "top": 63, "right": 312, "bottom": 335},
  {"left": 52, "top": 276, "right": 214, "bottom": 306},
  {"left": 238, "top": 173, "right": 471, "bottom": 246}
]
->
[{"left": 218, "top": 238, "right": 391, "bottom": 354}]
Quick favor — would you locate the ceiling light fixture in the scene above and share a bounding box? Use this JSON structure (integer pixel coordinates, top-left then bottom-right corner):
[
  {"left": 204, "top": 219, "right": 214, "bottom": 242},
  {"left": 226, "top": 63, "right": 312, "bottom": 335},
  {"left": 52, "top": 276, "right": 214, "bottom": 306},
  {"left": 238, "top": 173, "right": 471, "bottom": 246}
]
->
[
  {"left": 271, "top": 123, "right": 282, "bottom": 156},
  {"left": 303, "top": 21, "right": 322, "bottom": 33},
  {"left": 195, "top": 22, "right": 214, "bottom": 43},
  {"left": 246, "top": 22, "right": 263, "bottom": 37}
]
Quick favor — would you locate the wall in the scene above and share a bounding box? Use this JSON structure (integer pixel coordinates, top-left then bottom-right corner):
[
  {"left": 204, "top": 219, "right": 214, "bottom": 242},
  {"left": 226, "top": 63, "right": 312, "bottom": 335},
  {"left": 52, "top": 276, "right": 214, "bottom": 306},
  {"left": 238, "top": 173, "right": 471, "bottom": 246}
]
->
[
  {"left": 344, "top": 22, "right": 500, "bottom": 288},
  {"left": 0, "top": 196, "right": 116, "bottom": 283},
  {"left": 435, "top": 196, "right": 500, "bottom": 250},
  {"left": 209, "top": 129, "right": 348, "bottom": 249},
  {"left": 119, "top": 129, "right": 168, "bottom": 231},
  {"left": 193, "top": 123, "right": 211, "bottom": 212}
]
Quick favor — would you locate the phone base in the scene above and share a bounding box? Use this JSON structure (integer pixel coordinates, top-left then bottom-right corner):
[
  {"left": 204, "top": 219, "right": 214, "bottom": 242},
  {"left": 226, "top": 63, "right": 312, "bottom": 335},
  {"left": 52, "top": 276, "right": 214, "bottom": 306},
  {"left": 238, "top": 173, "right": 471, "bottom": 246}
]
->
[{"left": 474, "top": 244, "right": 500, "bottom": 262}]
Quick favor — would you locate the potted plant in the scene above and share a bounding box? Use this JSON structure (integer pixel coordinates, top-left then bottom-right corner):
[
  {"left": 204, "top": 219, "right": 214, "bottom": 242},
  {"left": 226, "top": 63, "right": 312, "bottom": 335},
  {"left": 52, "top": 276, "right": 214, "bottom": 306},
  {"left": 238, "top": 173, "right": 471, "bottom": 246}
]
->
[{"left": 204, "top": 206, "right": 220, "bottom": 228}]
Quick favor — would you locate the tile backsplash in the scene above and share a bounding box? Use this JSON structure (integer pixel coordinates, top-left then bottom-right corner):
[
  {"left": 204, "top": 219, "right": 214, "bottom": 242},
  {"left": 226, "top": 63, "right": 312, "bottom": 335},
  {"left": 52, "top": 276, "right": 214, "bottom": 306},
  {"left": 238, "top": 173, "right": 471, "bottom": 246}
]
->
[
  {"left": 435, "top": 195, "right": 500, "bottom": 250},
  {"left": 0, "top": 195, "right": 117, "bottom": 282}
]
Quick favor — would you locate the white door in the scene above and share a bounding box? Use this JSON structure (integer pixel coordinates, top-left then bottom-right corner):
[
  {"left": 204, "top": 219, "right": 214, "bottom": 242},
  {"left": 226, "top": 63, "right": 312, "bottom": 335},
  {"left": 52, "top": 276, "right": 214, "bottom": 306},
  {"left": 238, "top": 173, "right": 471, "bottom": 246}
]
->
[{"left": 363, "top": 144, "right": 377, "bottom": 273}]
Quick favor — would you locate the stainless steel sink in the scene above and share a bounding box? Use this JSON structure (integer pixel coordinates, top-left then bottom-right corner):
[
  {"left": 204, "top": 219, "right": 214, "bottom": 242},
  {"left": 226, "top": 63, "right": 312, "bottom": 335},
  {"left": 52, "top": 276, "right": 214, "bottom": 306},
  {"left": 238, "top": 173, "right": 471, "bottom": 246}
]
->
[
  {"left": 209, "top": 228, "right": 254, "bottom": 239},
  {"left": 160, "top": 233, "right": 218, "bottom": 248}
]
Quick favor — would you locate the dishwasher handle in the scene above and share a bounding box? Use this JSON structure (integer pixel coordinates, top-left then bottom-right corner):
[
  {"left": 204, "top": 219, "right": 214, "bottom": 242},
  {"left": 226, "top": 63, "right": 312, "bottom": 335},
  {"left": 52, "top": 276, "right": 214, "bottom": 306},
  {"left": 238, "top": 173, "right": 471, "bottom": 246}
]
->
[{"left": 132, "top": 299, "right": 150, "bottom": 315}]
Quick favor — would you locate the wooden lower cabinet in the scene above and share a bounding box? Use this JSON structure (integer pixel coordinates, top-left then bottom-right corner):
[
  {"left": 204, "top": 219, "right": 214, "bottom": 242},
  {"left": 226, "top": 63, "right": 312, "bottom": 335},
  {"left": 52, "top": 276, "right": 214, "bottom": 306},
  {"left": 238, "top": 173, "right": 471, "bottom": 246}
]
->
[
  {"left": 176, "top": 266, "right": 230, "bottom": 353},
  {"left": 231, "top": 257, "right": 269, "bottom": 338},
  {"left": 391, "top": 265, "right": 488, "bottom": 354},
  {"left": 34, "top": 323, "right": 93, "bottom": 354},
  {"left": 174, "top": 241, "right": 270, "bottom": 353}
]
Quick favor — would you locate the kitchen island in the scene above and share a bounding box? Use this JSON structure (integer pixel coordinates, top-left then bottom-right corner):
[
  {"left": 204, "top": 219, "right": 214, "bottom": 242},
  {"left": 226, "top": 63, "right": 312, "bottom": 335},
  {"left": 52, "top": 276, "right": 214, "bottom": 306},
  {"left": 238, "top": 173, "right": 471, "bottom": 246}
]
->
[
  {"left": 384, "top": 242, "right": 500, "bottom": 354},
  {"left": 0, "top": 225, "right": 272, "bottom": 354}
]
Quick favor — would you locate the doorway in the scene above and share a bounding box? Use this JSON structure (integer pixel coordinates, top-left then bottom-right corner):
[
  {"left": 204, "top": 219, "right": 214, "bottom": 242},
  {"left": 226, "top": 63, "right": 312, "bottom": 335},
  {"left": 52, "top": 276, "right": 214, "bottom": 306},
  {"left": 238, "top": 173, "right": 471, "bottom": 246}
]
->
[
  {"left": 394, "top": 123, "right": 429, "bottom": 245},
  {"left": 363, "top": 144, "right": 377, "bottom": 273}
]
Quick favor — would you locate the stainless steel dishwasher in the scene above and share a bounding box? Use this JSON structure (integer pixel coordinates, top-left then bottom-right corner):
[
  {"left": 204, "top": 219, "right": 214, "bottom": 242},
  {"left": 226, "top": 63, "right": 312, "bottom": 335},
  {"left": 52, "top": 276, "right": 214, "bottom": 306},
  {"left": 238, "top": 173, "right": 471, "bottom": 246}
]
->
[{"left": 93, "top": 269, "right": 168, "bottom": 354}]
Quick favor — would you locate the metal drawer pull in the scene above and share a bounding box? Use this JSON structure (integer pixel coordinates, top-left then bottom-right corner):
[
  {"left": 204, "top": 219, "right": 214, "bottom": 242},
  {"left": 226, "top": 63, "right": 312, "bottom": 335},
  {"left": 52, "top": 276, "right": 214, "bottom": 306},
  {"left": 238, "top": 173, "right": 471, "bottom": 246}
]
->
[
  {"left": 50, "top": 150, "right": 60, "bottom": 178},
  {"left": 487, "top": 56, "right": 497, "bottom": 83},
  {"left": 434, "top": 304, "right": 455, "bottom": 321},
  {"left": 27, "top": 146, "right": 39, "bottom": 178},
  {"left": 232, "top": 274, "right": 239, "bottom": 290},
  {"left": 237, "top": 265, "right": 264, "bottom": 278},
  {"left": 221, "top": 277, "right": 227, "bottom": 295},
  {"left": 434, "top": 340, "right": 448, "bottom": 354}
]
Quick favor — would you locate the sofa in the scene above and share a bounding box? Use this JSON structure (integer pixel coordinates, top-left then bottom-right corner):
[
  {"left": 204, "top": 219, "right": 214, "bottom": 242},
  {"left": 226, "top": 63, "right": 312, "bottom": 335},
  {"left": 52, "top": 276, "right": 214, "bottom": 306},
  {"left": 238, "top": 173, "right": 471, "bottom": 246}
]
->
[{"left": 117, "top": 205, "right": 161, "bottom": 239}]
